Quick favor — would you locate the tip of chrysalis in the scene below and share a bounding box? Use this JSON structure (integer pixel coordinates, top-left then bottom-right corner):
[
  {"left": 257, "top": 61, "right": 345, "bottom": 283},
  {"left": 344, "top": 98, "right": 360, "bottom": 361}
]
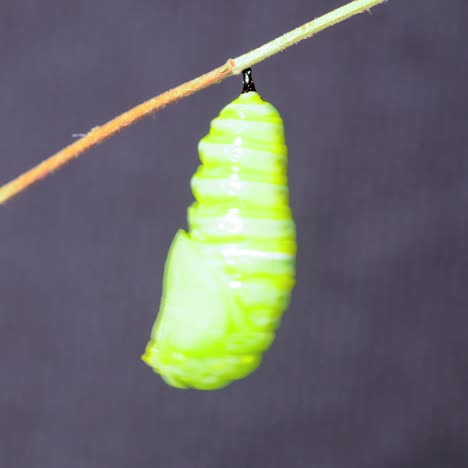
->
[{"left": 241, "top": 68, "right": 256, "bottom": 93}]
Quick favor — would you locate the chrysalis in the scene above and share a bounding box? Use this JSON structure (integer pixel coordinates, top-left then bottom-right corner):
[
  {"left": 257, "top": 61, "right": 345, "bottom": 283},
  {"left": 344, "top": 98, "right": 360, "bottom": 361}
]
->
[{"left": 142, "top": 69, "right": 297, "bottom": 390}]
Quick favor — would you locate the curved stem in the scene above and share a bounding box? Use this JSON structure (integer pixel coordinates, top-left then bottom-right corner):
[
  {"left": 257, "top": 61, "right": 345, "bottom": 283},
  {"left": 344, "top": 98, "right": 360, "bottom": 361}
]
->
[{"left": 0, "top": 0, "right": 387, "bottom": 205}]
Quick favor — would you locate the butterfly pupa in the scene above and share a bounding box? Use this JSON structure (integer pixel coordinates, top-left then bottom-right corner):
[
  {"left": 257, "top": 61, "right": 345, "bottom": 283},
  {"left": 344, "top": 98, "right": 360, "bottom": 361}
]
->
[{"left": 142, "top": 69, "right": 297, "bottom": 390}]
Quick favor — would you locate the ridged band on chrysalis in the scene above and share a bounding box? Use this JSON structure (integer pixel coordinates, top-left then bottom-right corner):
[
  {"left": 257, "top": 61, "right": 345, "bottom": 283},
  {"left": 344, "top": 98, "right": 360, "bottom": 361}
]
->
[{"left": 142, "top": 69, "right": 296, "bottom": 390}]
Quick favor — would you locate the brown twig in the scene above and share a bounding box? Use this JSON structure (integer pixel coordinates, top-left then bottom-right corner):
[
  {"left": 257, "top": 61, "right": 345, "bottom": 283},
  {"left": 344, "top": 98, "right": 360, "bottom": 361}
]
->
[
  {"left": 0, "top": 62, "right": 235, "bottom": 205},
  {"left": 0, "top": 0, "right": 387, "bottom": 205}
]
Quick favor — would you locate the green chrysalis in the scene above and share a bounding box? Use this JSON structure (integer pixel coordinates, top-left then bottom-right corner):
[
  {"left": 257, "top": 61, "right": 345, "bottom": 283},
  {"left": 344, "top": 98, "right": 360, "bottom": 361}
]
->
[{"left": 142, "top": 69, "right": 296, "bottom": 390}]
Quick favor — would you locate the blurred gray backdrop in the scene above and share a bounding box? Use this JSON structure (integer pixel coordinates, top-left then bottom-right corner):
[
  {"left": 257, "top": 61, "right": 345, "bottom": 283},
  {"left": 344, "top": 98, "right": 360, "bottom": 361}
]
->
[{"left": 1, "top": 0, "right": 467, "bottom": 467}]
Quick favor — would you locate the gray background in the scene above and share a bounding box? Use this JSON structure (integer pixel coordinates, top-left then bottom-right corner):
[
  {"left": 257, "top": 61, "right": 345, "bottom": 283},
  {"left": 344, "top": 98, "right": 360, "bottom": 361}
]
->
[{"left": 1, "top": 0, "right": 467, "bottom": 467}]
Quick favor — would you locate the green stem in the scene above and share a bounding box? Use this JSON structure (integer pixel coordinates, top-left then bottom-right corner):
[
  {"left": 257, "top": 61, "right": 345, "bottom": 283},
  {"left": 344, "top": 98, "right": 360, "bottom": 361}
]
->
[{"left": 232, "top": 0, "right": 387, "bottom": 73}]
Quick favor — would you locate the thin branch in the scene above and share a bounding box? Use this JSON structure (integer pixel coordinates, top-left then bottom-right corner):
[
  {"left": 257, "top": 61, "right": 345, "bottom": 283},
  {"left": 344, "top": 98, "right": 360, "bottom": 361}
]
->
[{"left": 0, "top": 0, "right": 387, "bottom": 205}]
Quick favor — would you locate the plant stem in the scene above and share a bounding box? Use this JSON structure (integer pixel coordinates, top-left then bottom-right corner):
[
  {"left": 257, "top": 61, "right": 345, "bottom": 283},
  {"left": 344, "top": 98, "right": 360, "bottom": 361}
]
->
[
  {"left": 0, "top": 0, "right": 387, "bottom": 205},
  {"left": 231, "top": 0, "right": 387, "bottom": 72}
]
